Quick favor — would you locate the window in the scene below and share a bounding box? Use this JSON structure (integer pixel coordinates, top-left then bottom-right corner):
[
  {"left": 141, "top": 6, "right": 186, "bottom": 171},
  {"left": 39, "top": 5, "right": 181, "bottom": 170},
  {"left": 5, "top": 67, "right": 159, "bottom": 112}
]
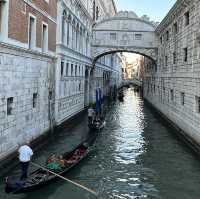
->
[
  {"left": 0, "top": 1, "right": 7, "bottom": 34},
  {"left": 49, "top": 91, "right": 52, "bottom": 100},
  {"left": 184, "top": 47, "right": 188, "bottom": 62},
  {"left": 165, "top": 56, "right": 168, "bottom": 66},
  {"left": 110, "top": 33, "right": 116, "bottom": 40},
  {"left": 33, "top": 93, "right": 37, "bottom": 108},
  {"left": 173, "top": 22, "right": 178, "bottom": 34},
  {"left": 93, "top": 1, "right": 95, "bottom": 21},
  {"left": 66, "top": 63, "right": 69, "bottom": 76},
  {"left": 71, "top": 64, "right": 73, "bottom": 76},
  {"left": 62, "top": 10, "right": 66, "bottom": 43},
  {"left": 28, "top": 16, "right": 36, "bottom": 49},
  {"left": 96, "top": 6, "right": 99, "bottom": 20},
  {"left": 195, "top": 96, "right": 200, "bottom": 113},
  {"left": 79, "top": 82, "right": 81, "bottom": 91},
  {"left": 170, "top": 89, "right": 174, "bottom": 101},
  {"left": 184, "top": 11, "right": 189, "bottom": 26},
  {"left": 67, "top": 16, "right": 70, "bottom": 45},
  {"left": 61, "top": 61, "right": 64, "bottom": 77},
  {"left": 160, "top": 36, "right": 163, "bottom": 44},
  {"left": 42, "top": 23, "right": 48, "bottom": 52},
  {"left": 181, "top": 92, "right": 185, "bottom": 106},
  {"left": 0, "top": 1, "right": 4, "bottom": 33},
  {"left": 75, "top": 65, "right": 77, "bottom": 76},
  {"left": 7, "top": 97, "right": 13, "bottom": 116},
  {"left": 173, "top": 52, "right": 177, "bottom": 64},
  {"left": 135, "top": 33, "right": 142, "bottom": 40},
  {"left": 166, "top": 31, "right": 169, "bottom": 41}
]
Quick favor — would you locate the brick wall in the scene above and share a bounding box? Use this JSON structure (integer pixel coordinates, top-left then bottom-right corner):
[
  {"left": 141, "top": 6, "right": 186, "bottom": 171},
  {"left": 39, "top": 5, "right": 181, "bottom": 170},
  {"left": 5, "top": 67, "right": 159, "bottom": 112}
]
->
[{"left": 8, "top": 0, "right": 57, "bottom": 52}]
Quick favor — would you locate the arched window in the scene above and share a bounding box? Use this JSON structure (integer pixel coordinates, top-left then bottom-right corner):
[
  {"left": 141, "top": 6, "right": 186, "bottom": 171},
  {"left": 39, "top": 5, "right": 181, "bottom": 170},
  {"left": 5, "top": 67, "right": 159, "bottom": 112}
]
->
[
  {"left": 96, "top": 6, "right": 99, "bottom": 20},
  {"left": 67, "top": 15, "right": 71, "bottom": 45},
  {"left": 72, "top": 19, "right": 76, "bottom": 49},
  {"left": 62, "top": 10, "right": 67, "bottom": 43},
  {"left": 75, "top": 65, "right": 77, "bottom": 76},
  {"left": 93, "top": 1, "right": 95, "bottom": 21},
  {"left": 86, "top": 33, "right": 89, "bottom": 56},
  {"left": 76, "top": 24, "right": 79, "bottom": 50},
  {"left": 80, "top": 27, "right": 82, "bottom": 52}
]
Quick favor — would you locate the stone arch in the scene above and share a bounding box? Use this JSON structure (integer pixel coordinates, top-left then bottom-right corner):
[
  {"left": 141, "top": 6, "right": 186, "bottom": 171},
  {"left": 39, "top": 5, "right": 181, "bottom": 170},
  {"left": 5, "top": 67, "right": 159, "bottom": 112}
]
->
[{"left": 92, "top": 49, "right": 157, "bottom": 66}]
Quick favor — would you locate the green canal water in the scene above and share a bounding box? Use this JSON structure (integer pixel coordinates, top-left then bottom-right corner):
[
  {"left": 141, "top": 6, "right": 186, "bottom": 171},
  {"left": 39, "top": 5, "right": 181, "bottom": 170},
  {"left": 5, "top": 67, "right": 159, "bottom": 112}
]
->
[{"left": 1, "top": 88, "right": 200, "bottom": 199}]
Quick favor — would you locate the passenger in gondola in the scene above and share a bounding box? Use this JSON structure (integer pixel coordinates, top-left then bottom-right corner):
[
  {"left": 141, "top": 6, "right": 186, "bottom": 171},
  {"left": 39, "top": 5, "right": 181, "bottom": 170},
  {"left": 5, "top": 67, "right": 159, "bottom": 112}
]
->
[
  {"left": 47, "top": 154, "right": 57, "bottom": 163},
  {"left": 58, "top": 155, "right": 65, "bottom": 168},
  {"left": 47, "top": 155, "right": 62, "bottom": 171},
  {"left": 94, "top": 115, "right": 101, "bottom": 128}
]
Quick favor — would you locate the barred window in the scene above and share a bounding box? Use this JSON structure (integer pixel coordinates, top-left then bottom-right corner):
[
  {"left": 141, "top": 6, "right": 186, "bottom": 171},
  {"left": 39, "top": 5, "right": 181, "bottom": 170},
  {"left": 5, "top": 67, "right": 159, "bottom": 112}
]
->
[
  {"left": 135, "top": 33, "right": 142, "bottom": 40},
  {"left": 33, "top": 93, "right": 37, "bottom": 108},
  {"left": 7, "top": 97, "right": 13, "bottom": 115}
]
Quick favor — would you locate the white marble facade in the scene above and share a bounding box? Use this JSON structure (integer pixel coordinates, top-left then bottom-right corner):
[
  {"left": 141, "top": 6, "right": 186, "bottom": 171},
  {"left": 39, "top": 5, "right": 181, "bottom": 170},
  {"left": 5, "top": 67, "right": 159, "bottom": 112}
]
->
[
  {"left": 55, "top": 0, "right": 122, "bottom": 125},
  {"left": 144, "top": 0, "right": 200, "bottom": 146}
]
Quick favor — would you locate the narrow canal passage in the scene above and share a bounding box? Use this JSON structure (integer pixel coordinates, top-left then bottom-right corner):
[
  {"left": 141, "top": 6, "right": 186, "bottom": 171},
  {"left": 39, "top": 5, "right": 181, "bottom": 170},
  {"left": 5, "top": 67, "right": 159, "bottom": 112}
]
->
[{"left": 1, "top": 88, "right": 200, "bottom": 199}]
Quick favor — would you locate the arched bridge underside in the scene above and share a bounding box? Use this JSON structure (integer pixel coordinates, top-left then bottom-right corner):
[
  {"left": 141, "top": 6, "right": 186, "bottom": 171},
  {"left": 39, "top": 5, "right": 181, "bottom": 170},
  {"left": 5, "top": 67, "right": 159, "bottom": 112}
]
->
[{"left": 92, "top": 12, "right": 158, "bottom": 63}]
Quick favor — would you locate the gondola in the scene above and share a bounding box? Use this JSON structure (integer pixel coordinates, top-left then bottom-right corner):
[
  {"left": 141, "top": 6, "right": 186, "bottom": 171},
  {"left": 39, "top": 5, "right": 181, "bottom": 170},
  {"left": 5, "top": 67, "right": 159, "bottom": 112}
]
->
[
  {"left": 5, "top": 133, "right": 97, "bottom": 194},
  {"left": 118, "top": 92, "right": 124, "bottom": 102},
  {"left": 88, "top": 119, "right": 106, "bottom": 131}
]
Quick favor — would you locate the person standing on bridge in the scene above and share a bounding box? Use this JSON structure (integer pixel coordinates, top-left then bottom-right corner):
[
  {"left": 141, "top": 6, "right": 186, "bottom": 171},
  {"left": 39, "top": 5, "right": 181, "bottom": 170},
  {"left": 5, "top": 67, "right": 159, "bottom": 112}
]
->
[{"left": 18, "top": 143, "right": 33, "bottom": 180}]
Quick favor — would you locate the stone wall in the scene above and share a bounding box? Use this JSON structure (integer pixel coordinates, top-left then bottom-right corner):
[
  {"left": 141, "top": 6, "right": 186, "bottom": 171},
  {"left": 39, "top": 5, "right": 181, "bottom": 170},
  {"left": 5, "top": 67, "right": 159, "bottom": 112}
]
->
[{"left": 0, "top": 44, "right": 55, "bottom": 160}]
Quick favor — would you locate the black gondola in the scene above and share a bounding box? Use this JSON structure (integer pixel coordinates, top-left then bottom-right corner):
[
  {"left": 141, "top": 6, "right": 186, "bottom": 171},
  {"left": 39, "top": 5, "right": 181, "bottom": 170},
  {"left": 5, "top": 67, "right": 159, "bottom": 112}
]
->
[
  {"left": 88, "top": 119, "right": 105, "bottom": 131},
  {"left": 118, "top": 92, "right": 124, "bottom": 101},
  {"left": 5, "top": 133, "right": 98, "bottom": 194}
]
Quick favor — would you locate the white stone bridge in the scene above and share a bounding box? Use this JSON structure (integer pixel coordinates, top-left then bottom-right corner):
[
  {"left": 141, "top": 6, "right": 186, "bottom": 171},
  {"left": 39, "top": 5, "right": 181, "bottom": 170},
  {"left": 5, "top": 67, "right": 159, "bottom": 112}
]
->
[
  {"left": 122, "top": 79, "right": 142, "bottom": 87},
  {"left": 92, "top": 11, "right": 158, "bottom": 63}
]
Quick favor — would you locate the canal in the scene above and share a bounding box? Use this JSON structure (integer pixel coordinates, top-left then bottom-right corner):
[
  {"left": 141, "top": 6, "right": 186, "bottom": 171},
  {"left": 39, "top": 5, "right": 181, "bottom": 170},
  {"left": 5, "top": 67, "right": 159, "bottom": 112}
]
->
[{"left": 1, "top": 87, "right": 200, "bottom": 199}]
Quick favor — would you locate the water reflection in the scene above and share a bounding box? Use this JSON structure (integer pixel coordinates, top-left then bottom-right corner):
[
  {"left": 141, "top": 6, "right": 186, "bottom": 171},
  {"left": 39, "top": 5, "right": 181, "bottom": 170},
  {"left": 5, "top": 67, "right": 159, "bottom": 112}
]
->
[{"left": 1, "top": 88, "right": 200, "bottom": 199}]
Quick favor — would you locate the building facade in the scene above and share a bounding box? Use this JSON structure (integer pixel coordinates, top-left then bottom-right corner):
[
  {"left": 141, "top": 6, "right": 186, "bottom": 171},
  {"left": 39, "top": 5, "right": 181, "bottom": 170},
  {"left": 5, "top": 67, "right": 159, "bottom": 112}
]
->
[
  {"left": 144, "top": 0, "right": 200, "bottom": 146},
  {"left": 55, "top": 0, "right": 121, "bottom": 125}
]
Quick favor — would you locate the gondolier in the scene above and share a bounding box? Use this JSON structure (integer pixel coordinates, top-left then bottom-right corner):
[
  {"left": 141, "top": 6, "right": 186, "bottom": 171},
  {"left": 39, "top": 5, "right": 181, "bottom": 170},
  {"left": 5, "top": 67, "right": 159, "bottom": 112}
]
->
[
  {"left": 18, "top": 143, "right": 33, "bottom": 180},
  {"left": 88, "top": 106, "right": 95, "bottom": 125}
]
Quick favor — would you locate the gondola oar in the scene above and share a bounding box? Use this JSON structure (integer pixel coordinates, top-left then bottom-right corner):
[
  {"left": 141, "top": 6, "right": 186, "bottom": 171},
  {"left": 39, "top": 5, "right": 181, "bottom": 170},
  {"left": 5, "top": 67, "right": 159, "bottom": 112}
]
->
[{"left": 30, "top": 162, "right": 98, "bottom": 197}]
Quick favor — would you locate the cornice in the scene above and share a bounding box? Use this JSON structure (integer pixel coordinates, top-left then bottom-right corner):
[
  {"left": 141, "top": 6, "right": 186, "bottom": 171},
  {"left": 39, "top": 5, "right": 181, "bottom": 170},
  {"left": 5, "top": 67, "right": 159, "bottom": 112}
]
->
[
  {"left": 93, "top": 17, "right": 157, "bottom": 30},
  {"left": 156, "top": 0, "right": 192, "bottom": 34}
]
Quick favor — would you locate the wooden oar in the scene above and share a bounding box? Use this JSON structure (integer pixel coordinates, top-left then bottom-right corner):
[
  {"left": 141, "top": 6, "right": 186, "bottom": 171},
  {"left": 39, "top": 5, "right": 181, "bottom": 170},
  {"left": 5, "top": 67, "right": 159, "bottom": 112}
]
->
[{"left": 30, "top": 162, "right": 98, "bottom": 197}]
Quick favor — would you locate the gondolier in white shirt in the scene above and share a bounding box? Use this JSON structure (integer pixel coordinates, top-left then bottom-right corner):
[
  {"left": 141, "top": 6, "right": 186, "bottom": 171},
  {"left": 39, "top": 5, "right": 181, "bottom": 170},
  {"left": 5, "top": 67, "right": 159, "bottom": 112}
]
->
[
  {"left": 88, "top": 106, "right": 95, "bottom": 125},
  {"left": 18, "top": 143, "right": 33, "bottom": 180}
]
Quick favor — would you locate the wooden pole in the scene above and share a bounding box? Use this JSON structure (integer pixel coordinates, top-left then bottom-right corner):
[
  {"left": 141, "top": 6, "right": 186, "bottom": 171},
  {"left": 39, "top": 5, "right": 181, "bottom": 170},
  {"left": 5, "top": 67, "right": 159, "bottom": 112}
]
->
[{"left": 30, "top": 162, "right": 98, "bottom": 197}]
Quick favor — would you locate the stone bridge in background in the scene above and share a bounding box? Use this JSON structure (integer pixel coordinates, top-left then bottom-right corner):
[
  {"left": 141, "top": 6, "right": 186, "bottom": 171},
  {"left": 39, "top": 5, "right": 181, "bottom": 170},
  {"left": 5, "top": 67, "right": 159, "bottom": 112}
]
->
[
  {"left": 92, "top": 11, "right": 158, "bottom": 63},
  {"left": 122, "top": 79, "right": 142, "bottom": 87}
]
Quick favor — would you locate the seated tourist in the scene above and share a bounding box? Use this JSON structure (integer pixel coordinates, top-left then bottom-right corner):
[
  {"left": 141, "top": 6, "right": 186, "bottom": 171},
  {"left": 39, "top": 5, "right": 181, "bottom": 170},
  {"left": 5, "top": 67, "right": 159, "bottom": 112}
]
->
[
  {"left": 47, "top": 154, "right": 57, "bottom": 164},
  {"left": 58, "top": 155, "right": 65, "bottom": 168},
  {"left": 47, "top": 155, "right": 61, "bottom": 171}
]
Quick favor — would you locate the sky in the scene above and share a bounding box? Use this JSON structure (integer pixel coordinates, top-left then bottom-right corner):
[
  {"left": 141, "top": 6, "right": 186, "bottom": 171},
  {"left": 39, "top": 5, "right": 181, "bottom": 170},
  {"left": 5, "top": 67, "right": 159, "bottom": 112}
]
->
[{"left": 115, "top": 0, "right": 177, "bottom": 22}]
